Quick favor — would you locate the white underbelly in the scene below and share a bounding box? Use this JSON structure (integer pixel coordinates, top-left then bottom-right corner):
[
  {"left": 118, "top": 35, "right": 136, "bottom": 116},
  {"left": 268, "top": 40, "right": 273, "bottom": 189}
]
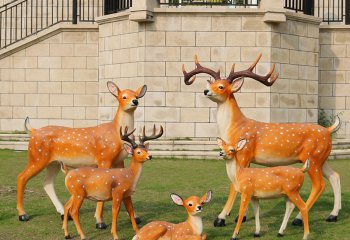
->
[
  {"left": 254, "top": 190, "right": 284, "bottom": 199},
  {"left": 253, "top": 156, "right": 299, "bottom": 167},
  {"left": 55, "top": 155, "right": 97, "bottom": 168}
]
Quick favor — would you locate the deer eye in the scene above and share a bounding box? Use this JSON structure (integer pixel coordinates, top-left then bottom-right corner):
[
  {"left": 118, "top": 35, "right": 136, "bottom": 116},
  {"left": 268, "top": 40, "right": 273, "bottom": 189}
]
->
[
  {"left": 218, "top": 86, "right": 224, "bottom": 90},
  {"left": 188, "top": 203, "right": 192, "bottom": 206},
  {"left": 229, "top": 149, "right": 234, "bottom": 153},
  {"left": 137, "top": 151, "right": 141, "bottom": 155},
  {"left": 122, "top": 96, "right": 127, "bottom": 99}
]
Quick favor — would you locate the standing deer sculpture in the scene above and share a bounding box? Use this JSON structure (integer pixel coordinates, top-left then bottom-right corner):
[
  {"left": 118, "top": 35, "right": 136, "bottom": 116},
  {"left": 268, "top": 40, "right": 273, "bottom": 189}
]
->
[
  {"left": 62, "top": 125, "right": 163, "bottom": 240},
  {"left": 182, "top": 54, "right": 341, "bottom": 226},
  {"left": 17, "top": 81, "right": 147, "bottom": 229},
  {"left": 217, "top": 138, "right": 310, "bottom": 240}
]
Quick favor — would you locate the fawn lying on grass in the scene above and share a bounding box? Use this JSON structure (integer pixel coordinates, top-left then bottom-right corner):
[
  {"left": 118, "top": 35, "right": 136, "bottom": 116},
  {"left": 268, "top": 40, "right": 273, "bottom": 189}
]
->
[
  {"left": 62, "top": 125, "right": 163, "bottom": 240},
  {"left": 133, "top": 191, "right": 212, "bottom": 240},
  {"left": 217, "top": 138, "right": 310, "bottom": 240}
]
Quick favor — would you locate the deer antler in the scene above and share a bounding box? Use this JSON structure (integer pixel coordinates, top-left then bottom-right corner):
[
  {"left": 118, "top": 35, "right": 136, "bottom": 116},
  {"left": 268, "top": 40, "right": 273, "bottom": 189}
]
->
[
  {"left": 139, "top": 125, "right": 164, "bottom": 146},
  {"left": 227, "top": 53, "right": 279, "bottom": 86},
  {"left": 120, "top": 126, "right": 137, "bottom": 149},
  {"left": 182, "top": 55, "right": 221, "bottom": 85}
]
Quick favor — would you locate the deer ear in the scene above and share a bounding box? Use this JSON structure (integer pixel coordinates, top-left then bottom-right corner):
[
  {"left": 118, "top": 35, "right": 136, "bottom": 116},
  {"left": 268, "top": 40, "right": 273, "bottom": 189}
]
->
[
  {"left": 107, "top": 81, "right": 121, "bottom": 97},
  {"left": 236, "top": 139, "right": 247, "bottom": 151},
  {"left": 136, "top": 85, "right": 147, "bottom": 99},
  {"left": 123, "top": 143, "right": 133, "bottom": 155},
  {"left": 231, "top": 78, "right": 244, "bottom": 93},
  {"left": 216, "top": 137, "right": 226, "bottom": 149},
  {"left": 170, "top": 194, "right": 183, "bottom": 206},
  {"left": 201, "top": 190, "right": 212, "bottom": 204},
  {"left": 144, "top": 142, "right": 149, "bottom": 151}
]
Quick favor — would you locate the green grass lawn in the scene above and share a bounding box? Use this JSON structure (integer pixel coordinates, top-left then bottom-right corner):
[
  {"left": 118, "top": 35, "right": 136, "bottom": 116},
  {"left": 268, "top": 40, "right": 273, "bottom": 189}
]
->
[{"left": 0, "top": 149, "right": 350, "bottom": 239}]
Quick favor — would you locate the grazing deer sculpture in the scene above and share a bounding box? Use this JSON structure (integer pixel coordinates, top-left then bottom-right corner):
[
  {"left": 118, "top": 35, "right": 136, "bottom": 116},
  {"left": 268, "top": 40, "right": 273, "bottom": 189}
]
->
[
  {"left": 133, "top": 191, "right": 212, "bottom": 240},
  {"left": 183, "top": 54, "right": 341, "bottom": 226},
  {"left": 217, "top": 138, "right": 310, "bottom": 240},
  {"left": 62, "top": 125, "right": 163, "bottom": 240},
  {"left": 17, "top": 81, "right": 147, "bottom": 229}
]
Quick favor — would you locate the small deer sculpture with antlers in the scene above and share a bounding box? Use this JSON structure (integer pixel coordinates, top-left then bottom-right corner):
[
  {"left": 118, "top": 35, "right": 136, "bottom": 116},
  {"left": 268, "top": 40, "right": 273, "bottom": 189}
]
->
[
  {"left": 17, "top": 81, "right": 147, "bottom": 227},
  {"left": 62, "top": 125, "right": 163, "bottom": 240},
  {"left": 133, "top": 191, "right": 212, "bottom": 240},
  {"left": 183, "top": 54, "right": 341, "bottom": 226},
  {"left": 217, "top": 138, "right": 310, "bottom": 240}
]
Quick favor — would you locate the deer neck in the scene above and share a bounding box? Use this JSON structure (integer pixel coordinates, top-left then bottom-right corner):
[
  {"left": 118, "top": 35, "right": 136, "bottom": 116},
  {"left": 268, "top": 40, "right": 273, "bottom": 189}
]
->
[
  {"left": 226, "top": 157, "right": 241, "bottom": 191},
  {"left": 128, "top": 159, "right": 143, "bottom": 189},
  {"left": 217, "top": 96, "right": 246, "bottom": 141},
  {"left": 113, "top": 107, "right": 135, "bottom": 130},
  {"left": 186, "top": 214, "right": 203, "bottom": 235}
]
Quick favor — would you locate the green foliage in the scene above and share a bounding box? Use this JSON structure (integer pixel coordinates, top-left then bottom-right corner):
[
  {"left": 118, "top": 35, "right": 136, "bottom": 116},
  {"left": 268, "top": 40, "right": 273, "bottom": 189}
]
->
[
  {"left": 1, "top": 150, "right": 350, "bottom": 239},
  {"left": 318, "top": 109, "right": 343, "bottom": 128}
]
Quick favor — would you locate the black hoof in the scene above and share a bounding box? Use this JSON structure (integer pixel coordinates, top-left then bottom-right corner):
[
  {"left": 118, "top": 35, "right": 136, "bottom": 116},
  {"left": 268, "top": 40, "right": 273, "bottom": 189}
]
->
[
  {"left": 254, "top": 233, "right": 260, "bottom": 238},
  {"left": 213, "top": 218, "right": 226, "bottom": 227},
  {"left": 64, "top": 235, "right": 71, "bottom": 239},
  {"left": 277, "top": 233, "right": 284, "bottom": 237},
  {"left": 96, "top": 222, "right": 108, "bottom": 229},
  {"left": 235, "top": 215, "right": 247, "bottom": 223},
  {"left": 292, "top": 218, "right": 303, "bottom": 226},
  {"left": 18, "top": 214, "right": 29, "bottom": 221},
  {"left": 135, "top": 216, "right": 141, "bottom": 225},
  {"left": 326, "top": 215, "right": 337, "bottom": 222},
  {"left": 61, "top": 214, "right": 73, "bottom": 221}
]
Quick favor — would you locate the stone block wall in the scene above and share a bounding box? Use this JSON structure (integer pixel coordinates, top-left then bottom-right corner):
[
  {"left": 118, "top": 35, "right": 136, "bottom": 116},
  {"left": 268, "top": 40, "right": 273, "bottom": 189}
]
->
[
  {"left": 0, "top": 27, "right": 99, "bottom": 130},
  {"left": 319, "top": 26, "right": 350, "bottom": 135}
]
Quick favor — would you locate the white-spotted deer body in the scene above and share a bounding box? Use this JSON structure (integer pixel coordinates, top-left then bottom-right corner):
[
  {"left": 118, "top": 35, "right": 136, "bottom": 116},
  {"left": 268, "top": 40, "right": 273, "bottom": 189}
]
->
[
  {"left": 217, "top": 138, "right": 310, "bottom": 240},
  {"left": 17, "top": 81, "right": 147, "bottom": 225},
  {"left": 62, "top": 125, "right": 163, "bottom": 240},
  {"left": 133, "top": 191, "right": 212, "bottom": 240},
  {"left": 183, "top": 54, "right": 341, "bottom": 225}
]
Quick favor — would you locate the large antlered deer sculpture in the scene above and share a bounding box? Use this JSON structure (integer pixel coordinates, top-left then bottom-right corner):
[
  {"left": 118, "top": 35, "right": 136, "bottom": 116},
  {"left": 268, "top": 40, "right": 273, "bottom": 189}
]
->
[
  {"left": 17, "top": 81, "right": 147, "bottom": 229},
  {"left": 182, "top": 54, "right": 341, "bottom": 226}
]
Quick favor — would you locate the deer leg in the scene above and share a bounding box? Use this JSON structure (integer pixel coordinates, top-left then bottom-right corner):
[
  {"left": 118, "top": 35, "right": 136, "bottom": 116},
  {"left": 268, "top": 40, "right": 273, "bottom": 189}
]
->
[
  {"left": 322, "top": 162, "right": 341, "bottom": 221},
  {"left": 95, "top": 201, "right": 107, "bottom": 229},
  {"left": 293, "top": 165, "right": 325, "bottom": 226},
  {"left": 215, "top": 183, "right": 238, "bottom": 227},
  {"left": 178, "top": 235, "right": 202, "bottom": 240},
  {"left": 232, "top": 193, "right": 251, "bottom": 240},
  {"left": 278, "top": 199, "right": 295, "bottom": 236},
  {"left": 251, "top": 198, "right": 260, "bottom": 237},
  {"left": 17, "top": 160, "right": 47, "bottom": 221},
  {"left": 288, "top": 193, "right": 309, "bottom": 240},
  {"left": 44, "top": 161, "right": 64, "bottom": 217},
  {"left": 111, "top": 193, "right": 122, "bottom": 240},
  {"left": 62, "top": 197, "right": 73, "bottom": 239},
  {"left": 123, "top": 196, "right": 139, "bottom": 234},
  {"left": 69, "top": 196, "right": 85, "bottom": 240}
]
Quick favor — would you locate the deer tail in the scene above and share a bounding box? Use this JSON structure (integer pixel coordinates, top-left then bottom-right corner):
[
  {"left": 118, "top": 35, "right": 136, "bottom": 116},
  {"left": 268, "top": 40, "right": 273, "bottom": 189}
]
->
[
  {"left": 132, "top": 235, "right": 138, "bottom": 240},
  {"left": 301, "top": 159, "right": 310, "bottom": 173},
  {"left": 24, "top": 117, "right": 34, "bottom": 134},
  {"left": 327, "top": 115, "right": 341, "bottom": 133}
]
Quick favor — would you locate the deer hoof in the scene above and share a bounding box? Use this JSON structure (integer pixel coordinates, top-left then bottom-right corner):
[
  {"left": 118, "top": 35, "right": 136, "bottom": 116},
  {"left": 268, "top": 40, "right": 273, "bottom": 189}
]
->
[
  {"left": 277, "top": 233, "right": 284, "bottom": 237},
  {"left": 292, "top": 218, "right": 303, "bottom": 226},
  {"left": 64, "top": 235, "right": 71, "bottom": 239},
  {"left": 135, "top": 217, "right": 142, "bottom": 224},
  {"left": 235, "top": 215, "right": 247, "bottom": 223},
  {"left": 96, "top": 222, "right": 107, "bottom": 229},
  {"left": 213, "top": 218, "right": 226, "bottom": 227},
  {"left": 61, "top": 214, "right": 73, "bottom": 221},
  {"left": 18, "top": 214, "right": 29, "bottom": 221},
  {"left": 326, "top": 215, "right": 337, "bottom": 222},
  {"left": 254, "top": 233, "right": 260, "bottom": 238}
]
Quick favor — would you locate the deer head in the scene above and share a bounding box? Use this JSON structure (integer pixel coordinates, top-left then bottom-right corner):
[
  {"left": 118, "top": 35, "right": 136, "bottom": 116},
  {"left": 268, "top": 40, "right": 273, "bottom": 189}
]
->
[
  {"left": 217, "top": 137, "right": 247, "bottom": 160},
  {"left": 107, "top": 81, "right": 147, "bottom": 111},
  {"left": 182, "top": 54, "right": 278, "bottom": 103},
  {"left": 121, "top": 125, "right": 163, "bottom": 163},
  {"left": 171, "top": 190, "right": 212, "bottom": 216}
]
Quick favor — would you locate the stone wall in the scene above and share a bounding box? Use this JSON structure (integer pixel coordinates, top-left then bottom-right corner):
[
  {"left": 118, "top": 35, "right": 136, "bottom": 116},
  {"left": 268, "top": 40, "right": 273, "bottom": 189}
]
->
[
  {"left": 319, "top": 26, "right": 350, "bottom": 136},
  {"left": 0, "top": 26, "right": 99, "bottom": 131},
  {"left": 97, "top": 9, "right": 321, "bottom": 139}
]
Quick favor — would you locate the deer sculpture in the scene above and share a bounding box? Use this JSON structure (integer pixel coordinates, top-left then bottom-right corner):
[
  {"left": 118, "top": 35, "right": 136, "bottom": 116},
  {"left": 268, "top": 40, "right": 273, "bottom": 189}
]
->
[
  {"left": 132, "top": 191, "right": 212, "bottom": 240},
  {"left": 182, "top": 54, "right": 341, "bottom": 226},
  {"left": 62, "top": 125, "right": 163, "bottom": 240},
  {"left": 217, "top": 138, "right": 310, "bottom": 240},
  {"left": 17, "top": 81, "right": 147, "bottom": 229}
]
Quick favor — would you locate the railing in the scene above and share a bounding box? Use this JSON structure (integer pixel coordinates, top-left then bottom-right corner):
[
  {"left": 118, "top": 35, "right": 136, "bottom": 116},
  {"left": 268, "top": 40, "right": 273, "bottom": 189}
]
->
[
  {"left": 159, "top": 0, "right": 259, "bottom": 8},
  {"left": 285, "top": 0, "right": 348, "bottom": 24},
  {"left": 104, "top": 0, "right": 132, "bottom": 15}
]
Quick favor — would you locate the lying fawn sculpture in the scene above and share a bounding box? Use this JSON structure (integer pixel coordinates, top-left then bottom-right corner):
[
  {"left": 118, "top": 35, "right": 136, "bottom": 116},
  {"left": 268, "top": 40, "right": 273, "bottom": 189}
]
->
[
  {"left": 62, "top": 125, "right": 163, "bottom": 240},
  {"left": 18, "top": 81, "right": 147, "bottom": 227},
  {"left": 217, "top": 138, "right": 310, "bottom": 240},
  {"left": 133, "top": 191, "right": 212, "bottom": 240},
  {"left": 183, "top": 54, "right": 341, "bottom": 226}
]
